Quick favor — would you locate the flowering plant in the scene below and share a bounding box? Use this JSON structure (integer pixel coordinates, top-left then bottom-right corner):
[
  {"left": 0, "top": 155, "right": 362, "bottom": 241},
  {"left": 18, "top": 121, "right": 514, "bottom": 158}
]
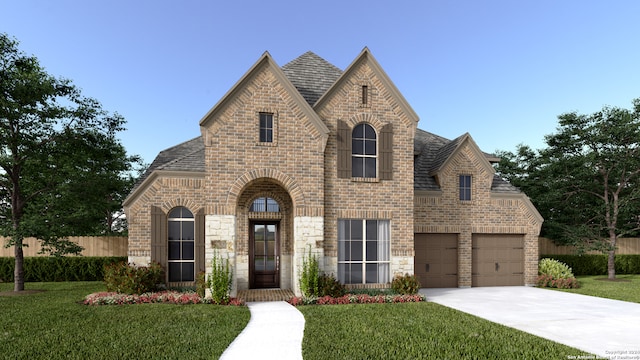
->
[
  {"left": 83, "top": 290, "right": 245, "bottom": 306},
  {"left": 287, "top": 293, "right": 426, "bottom": 306}
]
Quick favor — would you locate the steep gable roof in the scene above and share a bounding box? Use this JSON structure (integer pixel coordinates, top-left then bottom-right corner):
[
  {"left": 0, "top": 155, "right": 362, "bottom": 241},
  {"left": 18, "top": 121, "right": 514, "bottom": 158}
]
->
[
  {"left": 315, "top": 47, "right": 419, "bottom": 127},
  {"left": 413, "top": 129, "right": 521, "bottom": 194},
  {"left": 199, "top": 51, "right": 330, "bottom": 143},
  {"left": 282, "top": 51, "right": 343, "bottom": 107}
]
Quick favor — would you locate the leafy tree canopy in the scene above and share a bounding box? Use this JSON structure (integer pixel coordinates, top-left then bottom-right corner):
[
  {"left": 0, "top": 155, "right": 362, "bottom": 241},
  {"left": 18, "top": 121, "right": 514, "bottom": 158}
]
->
[
  {"left": 0, "top": 33, "right": 142, "bottom": 290},
  {"left": 495, "top": 99, "right": 640, "bottom": 278}
]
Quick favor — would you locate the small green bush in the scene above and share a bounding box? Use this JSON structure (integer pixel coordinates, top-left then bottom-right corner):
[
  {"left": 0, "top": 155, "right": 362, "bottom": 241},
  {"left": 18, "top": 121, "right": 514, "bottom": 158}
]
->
[
  {"left": 538, "top": 258, "right": 575, "bottom": 279},
  {"left": 104, "top": 261, "right": 165, "bottom": 295},
  {"left": 208, "top": 252, "right": 233, "bottom": 304},
  {"left": 391, "top": 273, "right": 421, "bottom": 295},
  {"left": 196, "top": 271, "right": 207, "bottom": 297},
  {"left": 299, "top": 246, "right": 320, "bottom": 297},
  {"left": 318, "top": 273, "right": 345, "bottom": 297},
  {"left": 0, "top": 256, "right": 126, "bottom": 282}
]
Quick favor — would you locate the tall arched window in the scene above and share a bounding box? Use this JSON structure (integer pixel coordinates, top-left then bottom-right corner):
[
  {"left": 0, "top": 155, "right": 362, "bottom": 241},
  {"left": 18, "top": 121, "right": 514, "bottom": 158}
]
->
[
  {"left": 352, "top": 123, "right": 377, "bottom": 178},
  {"left": 168, "top": 207, "right": 195, "bottom": 282}
]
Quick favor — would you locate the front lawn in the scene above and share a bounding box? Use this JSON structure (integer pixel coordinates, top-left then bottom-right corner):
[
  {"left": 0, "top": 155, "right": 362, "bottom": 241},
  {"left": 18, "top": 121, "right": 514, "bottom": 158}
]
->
[
  {"left": 0, "top": 282, "right": 250, "bottom": 359},
  {"left": 299, "top": 302, "right": 583, "bottom": 359},
  {"left": 552, "top": 274, "right": 640, "bottom": 303}
]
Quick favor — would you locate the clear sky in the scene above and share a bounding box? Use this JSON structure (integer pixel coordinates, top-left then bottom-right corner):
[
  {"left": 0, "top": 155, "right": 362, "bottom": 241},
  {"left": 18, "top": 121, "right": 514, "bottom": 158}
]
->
[{"left": 4, "top": 0, "right": 640, "bottom": 164}]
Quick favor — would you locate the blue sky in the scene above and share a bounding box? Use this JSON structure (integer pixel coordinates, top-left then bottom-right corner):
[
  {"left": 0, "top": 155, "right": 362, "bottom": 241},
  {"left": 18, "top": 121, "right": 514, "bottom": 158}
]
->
[{"left": 4, "top": 0, "right": 640, "bottom": 164}]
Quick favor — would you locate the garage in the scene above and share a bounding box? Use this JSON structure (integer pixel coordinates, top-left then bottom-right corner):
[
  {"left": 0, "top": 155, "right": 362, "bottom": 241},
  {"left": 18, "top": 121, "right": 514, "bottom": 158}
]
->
[
  {"left": 414, "top": 233, "right": 458, "bottom": 288},
  {"left": 472, "top": 234, "right": 524, "bottom": 286}
]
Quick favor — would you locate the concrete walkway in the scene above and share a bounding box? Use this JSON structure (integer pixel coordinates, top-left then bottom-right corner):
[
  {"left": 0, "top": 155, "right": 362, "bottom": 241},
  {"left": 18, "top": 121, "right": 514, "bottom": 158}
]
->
[
  {"left": 422, "top": 287, "right": 640, "bottom": 358},
  {"left": 220, "top": 301, "right": 304, "bottom": 360}
]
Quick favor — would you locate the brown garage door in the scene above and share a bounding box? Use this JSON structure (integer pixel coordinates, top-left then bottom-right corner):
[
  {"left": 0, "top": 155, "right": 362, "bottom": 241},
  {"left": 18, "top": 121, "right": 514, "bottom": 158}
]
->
[
  {"left": 472, "top": 234, "right": 524, "bottom": 286},
  {"left": 414, "top": 233, "right": 458, "bottom": 288}
]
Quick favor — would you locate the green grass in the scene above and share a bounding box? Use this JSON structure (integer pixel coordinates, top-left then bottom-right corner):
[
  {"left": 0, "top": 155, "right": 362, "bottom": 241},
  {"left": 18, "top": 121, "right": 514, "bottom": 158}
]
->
[
  {"left": 0, "top": 282, "right": 250, "bottom": 359},
  {"left": 552, "top": 274, "right": 640, "bottom": 303},
  {"left": 299, "top": 302, "right": 584, "bottom": 360}
]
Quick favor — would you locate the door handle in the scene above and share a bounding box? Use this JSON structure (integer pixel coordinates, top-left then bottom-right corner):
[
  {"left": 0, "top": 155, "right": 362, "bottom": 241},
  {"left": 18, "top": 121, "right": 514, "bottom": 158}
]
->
[
  {"left": 426, "top": 263, "right": 430, "bottom": 272},
  {"left": 495, "top": 262, "right": 500, "bottom": 272},
  {"left": 277, "top": 256, "right": 280, "bottom": 271}
]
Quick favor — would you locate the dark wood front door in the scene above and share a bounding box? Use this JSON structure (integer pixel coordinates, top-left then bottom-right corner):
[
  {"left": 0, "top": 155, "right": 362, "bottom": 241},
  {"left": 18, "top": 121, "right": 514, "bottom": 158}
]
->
[{"left": 250, "top": 221, "right": 279, "bottom": 288}]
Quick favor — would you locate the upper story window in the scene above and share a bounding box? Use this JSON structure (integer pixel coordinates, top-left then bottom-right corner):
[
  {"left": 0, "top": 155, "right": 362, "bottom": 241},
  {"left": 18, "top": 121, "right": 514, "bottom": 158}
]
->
[
  {"left": 352, "top": 123, "right": 377, "bottom": 178},
  {"left": 459, "top": 175, "right": 472, "bottom": 201},
  {"left": 250, "top": 197, "right": 280, "bottom": 212},
  {"left": 259, "top": 113, "right": 273, "bottom": 143}
]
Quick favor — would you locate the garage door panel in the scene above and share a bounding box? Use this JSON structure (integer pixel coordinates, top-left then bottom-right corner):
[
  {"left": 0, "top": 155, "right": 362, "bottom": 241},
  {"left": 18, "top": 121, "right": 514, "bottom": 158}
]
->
[
  {"left": 472, "top": 234, "right": 524, "bottom": 287},
  {"left": 415, "top": 234, "right": 458, "bottom": 288}
]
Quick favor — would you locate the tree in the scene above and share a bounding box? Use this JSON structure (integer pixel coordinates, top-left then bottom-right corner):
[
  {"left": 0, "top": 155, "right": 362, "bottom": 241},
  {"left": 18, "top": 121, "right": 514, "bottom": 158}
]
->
[
  {"left": 496, "top": 99, "right": 640, "bottom": 279},
  {"left": 0, "top": 33, "right": 138, "bottom": 291}
]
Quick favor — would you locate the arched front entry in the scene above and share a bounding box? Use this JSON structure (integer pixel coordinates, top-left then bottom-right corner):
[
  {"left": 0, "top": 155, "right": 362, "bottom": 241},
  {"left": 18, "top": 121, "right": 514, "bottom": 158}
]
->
[{"left": 236, "top": 179, "right": 293, "bottom": 290}]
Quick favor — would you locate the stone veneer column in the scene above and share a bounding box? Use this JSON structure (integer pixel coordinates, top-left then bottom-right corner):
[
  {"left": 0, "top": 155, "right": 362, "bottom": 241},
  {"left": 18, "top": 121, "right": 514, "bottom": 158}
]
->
[
  {"left": 391, "top": 255, "right": 414, "bottom": 278},
  {"left": 293, "top": 216, "right": 324, "bottom": 296},
  {"left": 205, "top": 215, "right": 238, "bottom": 297}
]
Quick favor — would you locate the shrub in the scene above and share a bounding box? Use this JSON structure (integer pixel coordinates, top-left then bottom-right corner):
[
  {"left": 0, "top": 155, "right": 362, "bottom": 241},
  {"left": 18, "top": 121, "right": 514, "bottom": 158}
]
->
[
  {"left": 299, "top": 246, "right": 320, "bottom": 297},
  {"left": 104, "top": 261, "right": 165, "bottom": 295},
  {"left": 196, "top": 271, "right": 207, "bottom": 297},
  {"left": 538, "top": 258, "right": 575, "bottom": 279},
  {"left": 0, "top": 256, "right": 126, "bottom": 282},
  {"left": 540, "top": 254, "right": 640, "bottom": 275},
  {"left": 536, "top": 274, "right": 580, "bottom": 289},
  {"left": 391, "top": 273, "right": 421, "bottom": 295},
  {"left": 318, "top": 273, "right": 345, "bottom": 297},
  {"left": 208, "top": 252, "right": 232, "bottom": 304}
]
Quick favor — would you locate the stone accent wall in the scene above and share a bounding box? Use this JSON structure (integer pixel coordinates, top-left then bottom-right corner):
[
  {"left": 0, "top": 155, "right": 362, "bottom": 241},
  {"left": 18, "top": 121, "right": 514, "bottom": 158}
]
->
[
  {"left": 317, "top": 58, "right": 417, "bottom": 285},
  {"left": 205, "top": 215, "right": 237, "bottom": 295},
  {"left": 293, "top": 216, "right": 324, "bottom": 296}
]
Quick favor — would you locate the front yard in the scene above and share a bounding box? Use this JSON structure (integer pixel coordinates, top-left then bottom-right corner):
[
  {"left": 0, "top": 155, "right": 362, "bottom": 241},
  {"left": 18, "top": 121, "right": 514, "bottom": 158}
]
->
[
  {"left": 0, "top": 282, "right": 249, "bottom": 359},
  {"left": 0, "top": 282, "right": 590, "bottom": 359},
  {"left": 552, "top": 274, "right": 640, "bottom": 303}
]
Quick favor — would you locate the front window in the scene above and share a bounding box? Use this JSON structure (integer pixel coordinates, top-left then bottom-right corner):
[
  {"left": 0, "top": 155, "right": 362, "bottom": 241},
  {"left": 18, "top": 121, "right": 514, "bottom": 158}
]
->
[
  {"left": 352, "top": 123, "right": 377, "bottom": 178},
  {"left": 259, "top": 113, "right": 273, "bottom": 143},
  {"left": 338, "top": 219, "right": 390, "bottom": 284},
  {"left": 168, "top": 207, "right": 195, "bottom": 282},
  {"left": 460, "top": 175, "right": 472, "bottom": 201}
]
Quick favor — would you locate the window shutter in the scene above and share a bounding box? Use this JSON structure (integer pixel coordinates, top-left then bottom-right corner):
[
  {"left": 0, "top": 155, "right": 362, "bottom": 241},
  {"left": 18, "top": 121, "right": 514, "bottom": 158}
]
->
[
  {"left": 196, "top": 208, "right": 206, "bottom": 273},
  {"left": 380, "top": 123, "right": 393, "bottom": 180},
  {"left": 151, "top": 206, "right": 167, "bottom": 278},
  {"left": 337, "top": 120, "right": 352, "bottom": 178}
]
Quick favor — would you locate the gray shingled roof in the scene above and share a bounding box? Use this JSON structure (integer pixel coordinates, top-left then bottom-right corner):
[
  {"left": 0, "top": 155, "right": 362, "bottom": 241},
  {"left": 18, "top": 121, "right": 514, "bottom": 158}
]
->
[
  {"left": 282, "top": 51, "right": 343, "bottom": 106},
  {"left": 413, "top": 129, "right": 521, "bottom": 194},
  {"left": 130, "top": 52, "right": 522, "bottom": 199},
  {"left": 130, "top": 136, "right": 204, "bottom": 193}
]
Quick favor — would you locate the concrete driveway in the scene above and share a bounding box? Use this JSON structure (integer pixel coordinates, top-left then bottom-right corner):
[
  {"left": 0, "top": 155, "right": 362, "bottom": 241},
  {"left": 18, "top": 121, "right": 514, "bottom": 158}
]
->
[{"left": 421, "top": 287, "right": 640, "bottom": 358}]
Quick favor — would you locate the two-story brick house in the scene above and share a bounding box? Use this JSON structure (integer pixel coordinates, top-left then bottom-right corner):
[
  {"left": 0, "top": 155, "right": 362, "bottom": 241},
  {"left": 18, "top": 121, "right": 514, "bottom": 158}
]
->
[{"left": 123, "top": 48, "right": 542, "bottom": 295}]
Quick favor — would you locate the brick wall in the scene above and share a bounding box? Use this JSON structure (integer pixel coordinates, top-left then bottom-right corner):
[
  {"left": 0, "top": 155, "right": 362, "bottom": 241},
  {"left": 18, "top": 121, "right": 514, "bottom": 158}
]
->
[
  {"left": 317, "top": 58, "right": 418, "bottom": 279},
  {"left": 414, "top": 140, "right": 542, "bottom": 286}
]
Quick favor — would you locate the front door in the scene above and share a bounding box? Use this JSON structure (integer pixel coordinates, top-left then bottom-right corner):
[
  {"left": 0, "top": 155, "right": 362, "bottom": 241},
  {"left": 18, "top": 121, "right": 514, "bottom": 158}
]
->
[{"left": 250, "top": 221, "right": 280, "bottom": 288}]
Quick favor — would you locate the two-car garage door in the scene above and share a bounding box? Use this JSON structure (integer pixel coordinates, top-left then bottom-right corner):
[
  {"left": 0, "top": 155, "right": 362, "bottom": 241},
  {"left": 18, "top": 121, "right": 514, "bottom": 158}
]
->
[{"left": 414, "top": 233, "right": 524, "bottom": 287}]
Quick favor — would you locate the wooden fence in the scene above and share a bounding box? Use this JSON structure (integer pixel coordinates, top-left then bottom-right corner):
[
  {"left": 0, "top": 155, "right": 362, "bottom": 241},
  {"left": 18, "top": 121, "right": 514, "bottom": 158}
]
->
[
  {"left": 3, "top": 236, "right": 638, "bottom": 257},
  {"left": 0, "top": 236, "right": 128, "bottom": 257},
  {"left": 539, "top": 237, "right": 640, "bottom": 255}
]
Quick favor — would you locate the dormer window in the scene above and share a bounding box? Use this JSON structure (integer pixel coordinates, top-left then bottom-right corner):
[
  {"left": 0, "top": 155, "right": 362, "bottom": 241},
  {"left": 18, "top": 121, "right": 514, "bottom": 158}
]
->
[{"left": 259, "top": 113, "right": 273, "bottom": 143}]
